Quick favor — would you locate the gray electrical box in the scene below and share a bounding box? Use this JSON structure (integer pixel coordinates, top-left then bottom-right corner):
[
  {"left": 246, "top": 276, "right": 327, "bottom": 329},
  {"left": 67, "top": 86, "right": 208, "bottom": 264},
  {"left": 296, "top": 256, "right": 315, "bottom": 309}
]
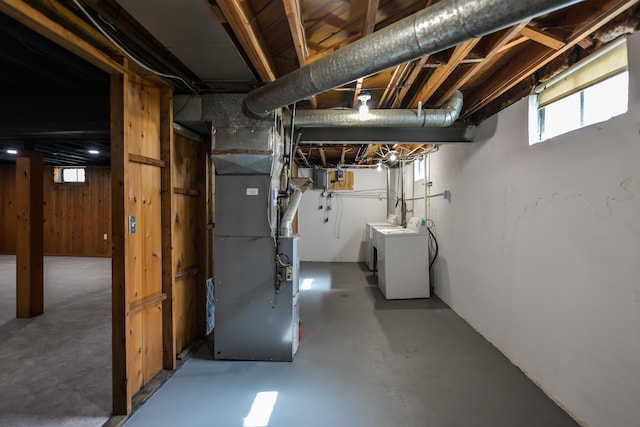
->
[{"left": 313, "top": 168, "right": 328, "bottom": 190}]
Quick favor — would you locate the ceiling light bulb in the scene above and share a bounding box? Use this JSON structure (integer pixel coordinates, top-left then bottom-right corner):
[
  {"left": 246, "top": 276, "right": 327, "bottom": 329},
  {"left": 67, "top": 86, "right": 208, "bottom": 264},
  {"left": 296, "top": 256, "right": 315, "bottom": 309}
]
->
[
  {"left": 88, "top": 150, "right": 100, "bottom": 155},
  {"left": 357, "top": 89, "right": 371, "bottom": 118},
  {"left": 390, "top": 152, "right": 397, "bottom": 161},
  {"left": 7, "top": 149, "right": 18, "bottom": 155},
  {"left": 376, "top": 163, "right": 382, "bottom": 172}
]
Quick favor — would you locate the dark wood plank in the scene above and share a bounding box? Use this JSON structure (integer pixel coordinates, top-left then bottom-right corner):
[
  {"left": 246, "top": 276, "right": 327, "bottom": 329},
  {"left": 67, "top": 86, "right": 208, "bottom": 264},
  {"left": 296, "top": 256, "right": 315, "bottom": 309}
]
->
[
  {"left": 15, "top": 152, "right": 44, "bottom": 318},
  {"left": 110, "top": 72, "right": 130, "bottom": 416}
]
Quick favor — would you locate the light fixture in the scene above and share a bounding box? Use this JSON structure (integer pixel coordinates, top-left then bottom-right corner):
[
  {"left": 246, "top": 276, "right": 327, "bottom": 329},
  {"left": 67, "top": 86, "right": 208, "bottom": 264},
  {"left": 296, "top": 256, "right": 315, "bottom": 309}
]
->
[
  {"left": 88, "top": 149, "right": 100, "bottom": 155},
  {"left": 389, "top": 151, "right": 397, "bottom": 161},
  {"left": 7, "top": 149, "right": 18, "bottom": 155},
  {"left": 376, "top": 162, "right": 382, "bottom": 172},
  {"left": 357, "top": 89, "right": 371, "bottom": 117}
]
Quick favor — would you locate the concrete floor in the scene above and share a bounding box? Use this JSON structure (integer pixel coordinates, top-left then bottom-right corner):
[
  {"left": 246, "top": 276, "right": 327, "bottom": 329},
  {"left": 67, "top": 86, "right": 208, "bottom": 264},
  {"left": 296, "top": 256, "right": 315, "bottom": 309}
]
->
[
  {"left": 0, "top": 255, "right": 111, "bottom": 427},
  {"left": 124, "top": 262, "right": 579, "bottom": 427}
]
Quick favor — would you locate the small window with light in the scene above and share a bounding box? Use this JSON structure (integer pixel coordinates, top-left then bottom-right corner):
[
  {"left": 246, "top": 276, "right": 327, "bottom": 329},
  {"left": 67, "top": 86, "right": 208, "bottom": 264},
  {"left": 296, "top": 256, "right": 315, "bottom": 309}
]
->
[
  {"left": 53, "top": 167, "right": 86, "bottom": 183},
  {"left": 414, "top": 156, "right": 425, "bottom": 181},
  {"left": 529, "top": 38, "right": 629, "bottom": 145}
]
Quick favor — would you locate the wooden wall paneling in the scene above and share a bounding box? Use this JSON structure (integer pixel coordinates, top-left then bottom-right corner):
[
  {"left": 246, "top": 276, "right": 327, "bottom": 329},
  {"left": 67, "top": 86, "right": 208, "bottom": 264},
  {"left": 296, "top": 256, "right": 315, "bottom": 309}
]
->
[
  {"left": 173, "top": 194, "right": 198, "bottom": 353},
  {"left": 140, "top": 163, "right": 162, "bottom": 302},
  {"left": 172, "top": 133, "right": 204, "bottom": 354},
  {"left": 174, "top": 275, "right": 197, "bottom": 353},
  {"left": 82, "top": 171, "right": 93, "bottom": 257},
  {"left": 15, "top": 152, "right": 44, "bottom": 318},
  {"left": 126, "top": 160, "right": 143, "bottom": 306},
  {"left": 113, "top": 71, "right": 166, "bottom": 414},
  {"left": 0, "top": 166, "right": 16, "bottom": 253},
  {"left": 126, "top": 74, "right": 164, "bottom": 393},
  {"left": 92, "top": 167, "right": 112, "bottom": 257},
  {"left": 37, "top": 166, "right": 112, "bottom": 257},
  {"left": 161, "top": 89, "right": 176, "bottom": 369},
  {"left": 142, "top": 301, "right": 163, "bottom": 383},
  {"left": 128, "top": 309, "right": 144, "bottom": 399}
]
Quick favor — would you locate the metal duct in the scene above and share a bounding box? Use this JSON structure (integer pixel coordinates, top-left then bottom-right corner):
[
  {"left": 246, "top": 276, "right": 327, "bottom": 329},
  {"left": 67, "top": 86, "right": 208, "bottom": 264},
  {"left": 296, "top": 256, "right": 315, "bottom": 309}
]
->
[
  {"left": 245, "top": 0, "right": 583, "bottom": 116},
  {"left": 279, "top": 184, "right": 303, "bottom": 238},
  {"left": 284, "top": 91, "right": 462, "bottom": 128}
]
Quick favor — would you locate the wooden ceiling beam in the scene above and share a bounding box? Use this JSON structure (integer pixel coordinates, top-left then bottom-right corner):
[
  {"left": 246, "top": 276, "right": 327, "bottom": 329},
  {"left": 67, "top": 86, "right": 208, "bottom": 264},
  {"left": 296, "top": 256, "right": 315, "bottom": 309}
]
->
[
  {"left": 392, "top": 56, "right": 429, "bottom": 108},
  {"left": 306, "top": 33, "right": 362, "bottom": 63},
  {"left": 0, "top": 0, "right": 123, "bottom": 74},
  {"left": 410, "top": 38, "right": 480, "bottom": 108},
  {"left": 296, "top": 148, "right": 311, "bottom": 167},
  {"left": 305, "top": 10, "right": 351, "bottom": 42},
  {"left": 359, "top": 144, "right": 378, "bottom": 164},
  {"left": 463, "top": 0, "right": 639, "bottom": 118},
  {"left": 282, "top": 0, "right": 309, "bottom": 67},
  {"left": 496, "top": 35, "right": 530, "bottom": 54},
  {"left": 350, "top": 0, "right": 379, "bottom": 107},
  {"left": 433, "top": 22, "right": 529, "bottom": 106},
  {"left": 520, "top": 26, "right": 566, "bottom": 50},
  {"left": 363, "top": 0, "right": 380, "bottom": 36},
  {"left": 319, "top": 147, "right": 327, "bottom": 167},
  {"left": 214, "top": 0, "right": 278, "bottom": 81},
  {"left": 378, "top": 64, "right": 402, "bottom": 108},
  {"left": 352, "top": 78, "right": 364, "bottom": 108}
]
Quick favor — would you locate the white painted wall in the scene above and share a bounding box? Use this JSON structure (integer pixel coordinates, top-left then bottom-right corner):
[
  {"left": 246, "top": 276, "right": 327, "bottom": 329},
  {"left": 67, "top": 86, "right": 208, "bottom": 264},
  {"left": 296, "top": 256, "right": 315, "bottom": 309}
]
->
[
  {"left": 297, "top": 168, "right": 387, "bottom": 262},
  {"left": 426, "top": 32, "right": 640, "bottom": 427}
]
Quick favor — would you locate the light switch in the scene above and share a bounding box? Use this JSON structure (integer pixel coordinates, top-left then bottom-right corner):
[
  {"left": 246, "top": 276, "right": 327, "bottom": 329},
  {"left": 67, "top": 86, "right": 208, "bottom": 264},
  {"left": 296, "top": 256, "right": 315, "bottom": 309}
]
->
[
  {"left": 128, "top": 216, "right": 136, "bottom": 234},
  {"left": 103, "top": 233, "right": 108, "bottom": 240}
]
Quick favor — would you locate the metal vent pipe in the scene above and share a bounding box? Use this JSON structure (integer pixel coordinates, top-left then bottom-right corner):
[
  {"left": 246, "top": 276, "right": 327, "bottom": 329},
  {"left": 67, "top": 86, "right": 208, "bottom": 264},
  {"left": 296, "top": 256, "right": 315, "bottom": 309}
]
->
[
  {"left": 284, "top": 91, "right": 463, "bottom": 127},
  {"left": 279, "top": 184, "right": 303, "bottom": 238},
  {"left": 244, "top": 0, "right": 583, "bottom": 116}
]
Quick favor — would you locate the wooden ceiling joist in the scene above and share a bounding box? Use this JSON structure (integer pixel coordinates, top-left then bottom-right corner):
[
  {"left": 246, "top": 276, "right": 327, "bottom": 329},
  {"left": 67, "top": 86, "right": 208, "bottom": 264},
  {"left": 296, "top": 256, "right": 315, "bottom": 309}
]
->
[
  {"left": 319, "top": 147, "right": 327, "bottom": 167},
  {"left": 283, "top": 0, "right": 309, "bottom": 66},
  {"left": 410, "top": 38, "right": 480, "bottom": 108},
  {"left": 214, "top": 0, "right": 278, "bottom": 81},
  {"left": 359, "top": 144, "right": 379, "bottom": 164},
  {"left": 463, "top": 0, "right": 639, "bottom": 119},
  {"left": 520, "top": 26, "right": 566, "bottom": 50},
  {"left": 378, "top": 64, "right": 402, "bottom": 108},
  {"left": 363, "top": 0, "right": 380, "bottom": 36},
  {"left": 433, "top": 22, "right": 529, "bottom": 106},
  {"left": 391, "top": 56, "right": 429, "bottom": 108},
  {"left": 0, "top": 0, "right": 123, "bottom": 74},
  {"left": 296, "top": 148, "right": 311, "bottom": 167}
]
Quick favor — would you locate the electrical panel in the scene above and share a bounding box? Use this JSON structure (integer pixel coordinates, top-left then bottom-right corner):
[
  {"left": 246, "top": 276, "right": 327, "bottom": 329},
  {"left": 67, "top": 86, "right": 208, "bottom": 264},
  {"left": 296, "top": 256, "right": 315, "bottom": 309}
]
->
[{"left": 313, "top": 168, "right": 328, "bottom": 190}]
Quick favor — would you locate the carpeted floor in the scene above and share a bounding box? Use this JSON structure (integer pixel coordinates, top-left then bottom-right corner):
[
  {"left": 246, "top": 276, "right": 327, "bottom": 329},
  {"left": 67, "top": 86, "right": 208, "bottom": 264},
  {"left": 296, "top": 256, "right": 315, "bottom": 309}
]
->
[{"left": 0, "top": 255, "right": 112, "bottom": 427}]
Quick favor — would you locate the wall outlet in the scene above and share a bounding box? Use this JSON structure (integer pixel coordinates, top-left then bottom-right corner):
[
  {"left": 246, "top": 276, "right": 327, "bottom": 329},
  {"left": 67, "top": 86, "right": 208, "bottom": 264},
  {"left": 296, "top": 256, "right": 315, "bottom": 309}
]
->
[
  {"left": 285, "top": 266, "right": 293, "bottom": 281},
  {"left": 103, "top": 233, "right": 108, "bottom": 240}
]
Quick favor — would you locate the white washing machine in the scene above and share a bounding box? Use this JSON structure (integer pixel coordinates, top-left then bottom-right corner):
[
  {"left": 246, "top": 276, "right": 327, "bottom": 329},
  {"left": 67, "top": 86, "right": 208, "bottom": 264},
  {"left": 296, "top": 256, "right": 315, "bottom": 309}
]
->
[
  {"left": 373, "top": 217, "right": 430, "bottom": 299},
  {"left": 365, "top": 215, "right": 401, "bottom": 270}
]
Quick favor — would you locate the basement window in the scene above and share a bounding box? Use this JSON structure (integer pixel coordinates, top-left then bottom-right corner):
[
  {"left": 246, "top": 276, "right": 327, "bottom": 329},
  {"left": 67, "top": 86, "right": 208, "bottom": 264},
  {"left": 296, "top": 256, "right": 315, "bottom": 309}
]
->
[
  {"left": 53, "top": 167, "right": 86, "bottom": 183},
  {"left": 529, "top": 38, "right": 629, "bottom": 145},
  {"left": 414, "top": 157, "right": 425, "bottom": 181}
]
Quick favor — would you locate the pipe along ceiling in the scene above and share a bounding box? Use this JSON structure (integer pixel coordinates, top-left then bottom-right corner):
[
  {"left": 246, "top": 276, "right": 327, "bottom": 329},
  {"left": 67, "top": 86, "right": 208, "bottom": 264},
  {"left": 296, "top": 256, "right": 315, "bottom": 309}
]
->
[{"left": 244, "top": 0, "right": 584, "bottom": 122}]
